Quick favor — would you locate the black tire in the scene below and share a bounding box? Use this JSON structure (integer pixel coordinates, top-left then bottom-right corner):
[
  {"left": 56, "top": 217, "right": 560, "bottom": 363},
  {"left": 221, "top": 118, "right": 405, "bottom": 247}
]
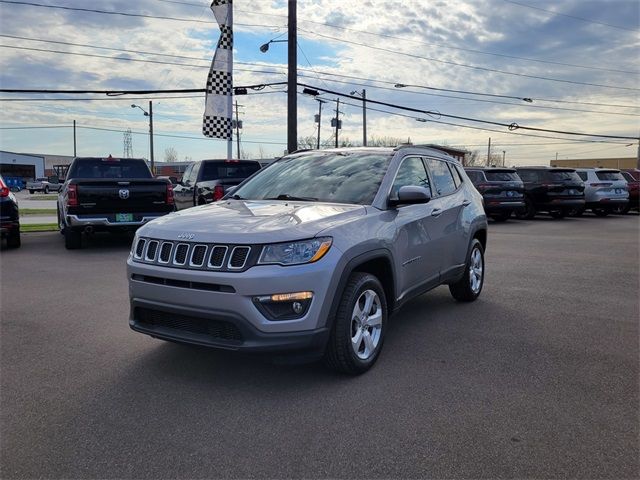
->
[
  {"left": 6, "top": 229, "right": 21, "bottom": 248},
  {"left": 490, "top": 212, "right": 511, "bottom": 222},
  {"left": 324, "top": 272, "right": 387, "bottom": 375},
  {"left": 515, "top": 197, "right": 535, "bottom": 219},
  {"left": 568, "top": 207, "right": 584, "bottom": 217},
  {"left": 198, "top": 197, "right": 206, "bottom": 206},
  {"left": 593, "top": 208, "right": 609, "bottom": 217},
  {"left": 64, "top": 227, "right": 82, "bottom": 249},
  {"left": 449, "top": 238, "right": 485, "bottom": 302},
  {"left": 28, "top": 190, "right": 34, "bottom": 194},
  {"left": 43, "top": 186, "right": 49, "bottom": 194},
  {"left": 549, "top": 210, "right": 565, "bottom": 219},
  {"left": 611, "top": 204, "right": 631, "bottom": 215}
]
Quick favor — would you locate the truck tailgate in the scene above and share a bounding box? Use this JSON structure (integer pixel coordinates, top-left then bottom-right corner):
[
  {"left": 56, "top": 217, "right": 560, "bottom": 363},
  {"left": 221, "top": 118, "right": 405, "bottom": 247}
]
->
[{"left": 75, "top": 180, "right": 171, "bottom": 214}]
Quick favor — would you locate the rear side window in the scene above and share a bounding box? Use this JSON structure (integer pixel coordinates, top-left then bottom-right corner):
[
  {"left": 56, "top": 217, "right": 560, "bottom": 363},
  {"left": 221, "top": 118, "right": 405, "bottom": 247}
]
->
[
  {"left": 201, "top": 162, "right": 260, "bottom": 181},
  {"left": 69, "top": 159, "right": 152, "bottom": 179},
  {"left": 448, "top": 163, "right": 463, "bottom": 188},
  {"left": 577, "top": 172, "right": 588, "bottom": 181},
  {"left": 485, "top": 171, "right": 519, "bottom": 182},
  {"left": 621, "top": 171, "right": 635, "bottom": 182},
  {"left": 596, "top": 171, "right": 624, "bottom": 181},
  {"left": 425, "top": 158, "right": 457, "bottom": 196},
  {"left": 391, "top": 157, "right": 431, "bottom": 198}
]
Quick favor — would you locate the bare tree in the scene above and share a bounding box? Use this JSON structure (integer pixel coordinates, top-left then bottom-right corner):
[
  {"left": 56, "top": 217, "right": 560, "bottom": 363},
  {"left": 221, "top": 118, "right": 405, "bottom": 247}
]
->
[
  {"left": 164, "top": 147, "right": 178, "bottom": 162},
  {"left": 463, "top": 150, "right": 485, "bottom": 167},
  {"left": 297, "top": 136, "right": 318, "bottom": 149},
  {"left": 367, "top": 135, "right": 406, "bottom": 147}
]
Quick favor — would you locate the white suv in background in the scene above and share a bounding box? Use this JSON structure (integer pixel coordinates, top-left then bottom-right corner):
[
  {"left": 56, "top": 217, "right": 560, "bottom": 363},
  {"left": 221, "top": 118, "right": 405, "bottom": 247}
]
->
[{"left": 574, "top": 168, "right": 629, "bottom": 216}]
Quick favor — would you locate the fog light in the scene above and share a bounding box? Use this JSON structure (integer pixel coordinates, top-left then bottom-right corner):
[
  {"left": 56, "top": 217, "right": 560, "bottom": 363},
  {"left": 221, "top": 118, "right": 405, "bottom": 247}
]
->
[{"left": 253, "top": 291, "right": 314, "bottom": 321}]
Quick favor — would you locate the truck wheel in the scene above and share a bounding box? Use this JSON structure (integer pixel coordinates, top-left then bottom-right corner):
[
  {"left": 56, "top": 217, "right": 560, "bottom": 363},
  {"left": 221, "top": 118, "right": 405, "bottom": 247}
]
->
[
  {"left": 449, "top": 238, "right": 484, "bottom": 302},
  {"left": 324, "top": 272, "right": 387, "bottom": 375},
  {"left": 44, "top": 186, "right": 49, "bottom": 194},
  {"left": 6, "top": 229, "right": 21, "bottom": 249},
  {"left": 64, "top": 227, "right": 82, "bottom": 249}
]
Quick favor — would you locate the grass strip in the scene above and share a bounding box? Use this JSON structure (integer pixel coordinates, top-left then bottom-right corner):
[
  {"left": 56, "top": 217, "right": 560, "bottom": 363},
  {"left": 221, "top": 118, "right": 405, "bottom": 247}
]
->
[
  {"left": 20, "top": 208, "right": 56, "bottom": 215},
  {"left": 21, "top": 223, "right": 59, "bottom": 232}
]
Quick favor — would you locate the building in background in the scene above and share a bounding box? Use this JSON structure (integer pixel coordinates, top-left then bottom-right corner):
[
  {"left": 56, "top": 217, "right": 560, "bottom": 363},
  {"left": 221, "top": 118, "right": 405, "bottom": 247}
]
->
[
  {"left": 551, "top": 157, "right": 636, "bottom": 169},
  {"left": 0, "top": 151, "right": 45, "bottom": 182}
]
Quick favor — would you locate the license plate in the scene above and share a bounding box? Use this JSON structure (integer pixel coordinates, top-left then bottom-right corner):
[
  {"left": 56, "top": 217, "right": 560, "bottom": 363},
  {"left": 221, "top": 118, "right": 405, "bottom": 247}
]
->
[{"left": 115, "top": 213, "right": 133, "bottom": 222}]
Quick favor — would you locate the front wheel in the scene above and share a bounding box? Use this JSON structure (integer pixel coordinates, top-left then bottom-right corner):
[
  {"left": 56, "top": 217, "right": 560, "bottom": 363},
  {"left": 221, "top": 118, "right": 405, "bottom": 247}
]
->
[
  {"left": 449, "top": 239, "right": 484, "bottom": 302},
  {"left": 324, "top": 272, "right": 387, "bottom": 375}
]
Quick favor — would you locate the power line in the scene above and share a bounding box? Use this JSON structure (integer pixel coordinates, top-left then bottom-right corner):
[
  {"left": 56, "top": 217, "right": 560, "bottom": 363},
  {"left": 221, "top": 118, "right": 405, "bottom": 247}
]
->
[
  {"left": 298, "top": 28, "right": 640, "bottom": 92},
  {"left": 0, "top": 0, "right": 279, "bottom": 28},
  {"left": 3, "top": 33, "right": 637, "bottom": 111},
  {"left": 233, "top": 7, "right": 638, "bottom": 76},
  {"left": 300, "top": 83, "right": 639, "bottom": 140},
  {"left": 502, "top": 0, "right": 639, "bottom": 32}
]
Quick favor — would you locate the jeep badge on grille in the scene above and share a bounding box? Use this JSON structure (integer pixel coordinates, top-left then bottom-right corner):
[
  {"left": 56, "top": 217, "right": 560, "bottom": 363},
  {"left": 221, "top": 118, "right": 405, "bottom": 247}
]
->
[{"left": 177, "top": 233, "right": 195, "bottom": 240}]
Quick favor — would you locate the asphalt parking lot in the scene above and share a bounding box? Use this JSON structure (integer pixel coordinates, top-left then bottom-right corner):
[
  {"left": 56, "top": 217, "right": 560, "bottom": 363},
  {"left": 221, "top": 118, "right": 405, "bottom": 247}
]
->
[{"left": 1, "top": 215, "right": 638, "bottom": 479}]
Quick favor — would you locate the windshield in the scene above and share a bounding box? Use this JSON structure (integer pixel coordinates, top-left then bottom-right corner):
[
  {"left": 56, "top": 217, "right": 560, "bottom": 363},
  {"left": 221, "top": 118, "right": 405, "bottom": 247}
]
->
[
  {"left": 485, "top": 171, "right": 520, "bottom": 182},
  {"left": 232, "top": 152, "right": 392, "bottom": 204},
  {"left": 68, "top": 158, "right": 152, "bottom": 179},
  {"left": 547, "top": 170, "right": 582, "bottom": 182},
  {"left": 201, "top": 161, "right": 260, "bottom": 181}
]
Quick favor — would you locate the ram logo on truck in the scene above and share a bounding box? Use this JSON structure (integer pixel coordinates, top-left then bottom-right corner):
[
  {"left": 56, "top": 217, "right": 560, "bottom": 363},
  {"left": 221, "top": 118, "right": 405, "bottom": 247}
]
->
[{"left": 119, "top": 189, "right": 130, "bottom": 200}]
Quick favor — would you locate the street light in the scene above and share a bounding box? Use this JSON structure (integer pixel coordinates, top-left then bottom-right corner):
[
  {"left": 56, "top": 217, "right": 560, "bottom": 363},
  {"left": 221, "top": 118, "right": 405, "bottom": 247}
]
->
[
  {"left": 259, "top": 38, "right": 287, "bottom": 53},
  {"left": 394, "top": 83, "right": 533, "bottom": 103},
  {"left": 131, "top": 101, "right": 154, "bottom": 174}
]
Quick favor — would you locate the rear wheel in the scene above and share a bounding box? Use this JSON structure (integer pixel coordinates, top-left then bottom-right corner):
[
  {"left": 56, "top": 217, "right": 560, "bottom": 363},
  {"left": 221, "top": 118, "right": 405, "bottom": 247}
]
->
[
  {"left": 515, "top": 197, "right": 535, "bottom": 220},
  {"left": 549, "top": 210, "right": 565, "bottom": 219},
  {"left": 568, "top": 207, "right": 584, "bottom": 217},
  {"left": 593, "top": 208, "right": 609, "bottom": 217},
  {"left": 6, "top": 229, "right": 21, "bottom": 248},
  {"left": 324, "top": 272, "right": 387, "bottom": 375},
  {"left": 611, "top": 204, "right": 630, "bottom": 215},
  {"left": 43, "top": 186, "right": 49, "bottom": 194},
  {"left": 64, "top": 227, "right": 82, "bottom": 249},
  {"left": 449, "top": 239, "right": 484, "bottom": 302}
]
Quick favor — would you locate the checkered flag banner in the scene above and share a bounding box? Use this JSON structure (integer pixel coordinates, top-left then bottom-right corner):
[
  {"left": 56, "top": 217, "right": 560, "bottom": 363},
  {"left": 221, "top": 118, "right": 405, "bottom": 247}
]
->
[{"left": 203, "top": 0, "right": 233, "bottom": 139}]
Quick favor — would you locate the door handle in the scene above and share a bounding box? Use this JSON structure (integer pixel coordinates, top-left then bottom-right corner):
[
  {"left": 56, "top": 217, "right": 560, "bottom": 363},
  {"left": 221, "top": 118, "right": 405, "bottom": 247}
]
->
[
  {"left": 462, "top": 199, "right": 471, "bottom": 207},
  {"left": 431, "top": 208, "right": 442, "bottom": 217}
]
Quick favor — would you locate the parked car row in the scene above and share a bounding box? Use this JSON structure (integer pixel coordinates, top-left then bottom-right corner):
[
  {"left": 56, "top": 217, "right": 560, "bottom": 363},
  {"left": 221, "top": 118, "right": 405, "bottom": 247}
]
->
[{"left": 465, "top": 166, "right": 638, "bottom": 220}]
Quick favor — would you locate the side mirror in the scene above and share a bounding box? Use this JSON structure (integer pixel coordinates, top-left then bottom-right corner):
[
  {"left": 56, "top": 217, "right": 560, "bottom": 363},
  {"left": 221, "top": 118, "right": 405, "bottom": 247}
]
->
[{"left": 389, "top": 186, "right": 431, "bottom": 207}]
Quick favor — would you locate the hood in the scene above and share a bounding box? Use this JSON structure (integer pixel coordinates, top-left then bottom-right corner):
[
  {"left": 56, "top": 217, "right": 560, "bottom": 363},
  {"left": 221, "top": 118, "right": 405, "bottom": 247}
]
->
[{"left": 139, "top": 199, "right": 366, "bottom": 244}]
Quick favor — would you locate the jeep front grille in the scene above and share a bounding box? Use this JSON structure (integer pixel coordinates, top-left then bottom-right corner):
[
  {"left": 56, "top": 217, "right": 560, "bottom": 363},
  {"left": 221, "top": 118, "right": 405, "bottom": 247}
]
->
[{"left": 132, "top": 238, "right": 254, "bottom": 272}]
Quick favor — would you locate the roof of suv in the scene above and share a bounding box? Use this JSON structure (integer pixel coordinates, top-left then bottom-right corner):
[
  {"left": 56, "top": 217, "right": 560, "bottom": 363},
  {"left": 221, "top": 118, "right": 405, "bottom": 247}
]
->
[
  {"left": 288, "top": 146, "right": 459, "bottom": 162},
  {"left": 465, "top": 167, "right": 517, "bottom": 172},
  {"left": 515, "top": 166, "right": 576, "bottom": 171},
  {"left": 574, "top": 167, "right": 621, "bottom": 172}
]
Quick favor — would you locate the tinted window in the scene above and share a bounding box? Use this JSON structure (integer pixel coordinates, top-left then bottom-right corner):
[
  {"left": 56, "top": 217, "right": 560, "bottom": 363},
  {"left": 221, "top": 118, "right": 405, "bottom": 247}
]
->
[
  {"left": 465, "top": 170, "right": 484, "bottom": 184},
  {"left": 448, "top": 163, "right": 463, "bottom": 188},
  {"left": 577, "top": 171, "right": 588, "bottom": 181},
  {"left": 233, "top": 152, "right": 392, "bottom": 205},
  {"left": 595, "top": 171, "right": 624, "bottom": 181},
  {"left": 69, "top": 159, "right": 152, "bottom": 179},
  {"left": 621, "top": 171, "right": 635, "bottom": 182},
  {"left": 201, "top": 161, "right": 260, "bottom": 181},
  {"left": 547, "top": 170, "right": 582, "bottom": 182},
  {"left": 426, "top": 159, "right": 457, "bottom": 196},
  {"left": 391, "top": 157, "right": 431, "bottom": 198},
  {"left": 485, "top": 171, "right": 519, "bottom": 182},
  {"left": 517, "top": 170, "right": 538, "bottom": 182}
]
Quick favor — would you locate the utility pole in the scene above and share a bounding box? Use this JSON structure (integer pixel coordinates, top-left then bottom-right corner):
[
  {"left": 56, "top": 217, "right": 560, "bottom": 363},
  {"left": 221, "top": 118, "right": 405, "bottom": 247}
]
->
[
  {"left": 315, "top": 98, "right": 326, "bottom": 150},
  {"left": 636, "top": 130, "right": 640, "bottom": 169},
  {"left": 235, "top": 100, "right": 241, "bottom": 158},
  {"left": 287, "top": 0, "right": 297, "bottom": 154},
  {"left": 73, "top": 120, "right": 77, "bottom": 157},
  {"left": 334, "top": 98, "right": 341, "bottom": 148},
  {"left": 502, "top": 150, "right": 506, "bottom": 166},
  {"left": 148, "top": 100, "right": 154, "bottom": 175},
  {"left": 486, "top": 137, "right": 491, "bottom": 167},
  {"left": 362, "top": 89, "right": 367, "bottom": 146}
]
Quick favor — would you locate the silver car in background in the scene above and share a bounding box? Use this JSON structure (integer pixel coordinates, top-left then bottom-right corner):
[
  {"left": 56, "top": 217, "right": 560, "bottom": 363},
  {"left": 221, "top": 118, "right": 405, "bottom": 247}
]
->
[{"left": 574, "top": 168, "right": 629, "bottom": 216}]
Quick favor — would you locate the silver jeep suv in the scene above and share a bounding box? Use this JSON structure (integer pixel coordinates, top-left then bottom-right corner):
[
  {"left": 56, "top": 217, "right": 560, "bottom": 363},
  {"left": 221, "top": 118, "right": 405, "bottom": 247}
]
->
[{"left": 128, "top": 146, "right": 488, "bottom": 374}]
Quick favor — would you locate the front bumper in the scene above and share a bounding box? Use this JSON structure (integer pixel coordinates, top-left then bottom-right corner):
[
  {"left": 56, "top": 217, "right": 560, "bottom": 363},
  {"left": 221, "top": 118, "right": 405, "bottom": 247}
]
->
[{"left": 127, "top": 246, "right": 342, "bottom": 354}]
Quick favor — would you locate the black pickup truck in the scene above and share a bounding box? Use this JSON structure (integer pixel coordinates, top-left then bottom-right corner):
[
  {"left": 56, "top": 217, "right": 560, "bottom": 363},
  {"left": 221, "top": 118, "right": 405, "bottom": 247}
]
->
[
  {"left": 173, "top": 159, "right": 261, "bottom": 210},
  {"left": 57, "top": 156, "right": 175, "bottom": 249}
]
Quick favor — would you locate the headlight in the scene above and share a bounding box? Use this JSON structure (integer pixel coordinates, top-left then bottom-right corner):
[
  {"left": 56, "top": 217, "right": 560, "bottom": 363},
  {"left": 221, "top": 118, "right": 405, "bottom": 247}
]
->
[{"left": 258, "top": 237, "right": 332, "bottom": 266}]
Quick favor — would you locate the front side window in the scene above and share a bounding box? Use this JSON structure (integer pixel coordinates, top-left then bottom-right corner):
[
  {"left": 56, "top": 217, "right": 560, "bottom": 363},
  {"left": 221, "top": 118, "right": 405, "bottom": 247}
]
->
[
  {"left": 391, "top": 157, "right": 431, "bottom": 199},
  {"left": 425, "top": 158, "right": 457, "bottom": 196},
  {"left": 233, "top": 152, "right": 392, "bottom": 205}
]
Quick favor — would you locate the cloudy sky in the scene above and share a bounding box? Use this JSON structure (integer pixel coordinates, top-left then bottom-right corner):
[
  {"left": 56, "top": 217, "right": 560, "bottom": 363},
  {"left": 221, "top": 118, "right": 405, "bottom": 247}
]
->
[{"left": 0, "top": 0, "right": 638, "bottom": 165}]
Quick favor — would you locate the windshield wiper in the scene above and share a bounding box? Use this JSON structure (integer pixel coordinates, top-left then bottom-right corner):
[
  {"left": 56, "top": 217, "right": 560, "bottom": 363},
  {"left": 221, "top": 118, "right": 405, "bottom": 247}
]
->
[
  {"left": 265, "top": 194, "right": 318, "bottom": 201},
  {"left": 231, "top": 194, "right": 245, "bottom": 200}
]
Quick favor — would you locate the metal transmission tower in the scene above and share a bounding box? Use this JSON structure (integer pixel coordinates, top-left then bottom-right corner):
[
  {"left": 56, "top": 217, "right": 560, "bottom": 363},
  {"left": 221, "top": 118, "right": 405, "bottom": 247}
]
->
[{"left": 123, "top": 128, "right": 133, "bottom": 158}]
